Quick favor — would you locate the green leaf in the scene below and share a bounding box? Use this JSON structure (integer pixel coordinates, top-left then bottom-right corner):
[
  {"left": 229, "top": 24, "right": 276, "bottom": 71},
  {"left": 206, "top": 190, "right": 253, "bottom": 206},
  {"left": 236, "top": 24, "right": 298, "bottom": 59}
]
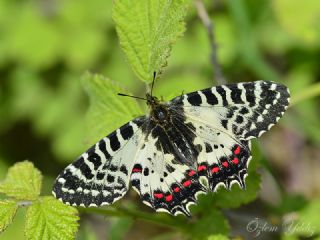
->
[
  {"left": 113, "top": 0, "right": 189, "bottom": 83},
  {"left": 0, "top": 161, "right": 42, "bottom": 200},
  {"left": 0, "top": 200, "right": 18, "bottom": 233},
  {"left": 25, "top": 196, "right": 79, "bottom": 240},
  {"left": 213, "top": 171, "right": 261, "bottom": 209},
  {"left": 188, "top": 208, "right": 230, "bottom": 238},
  {"left": 82, "top": 72, "right": 144, "bottom": 145},
  {"left": 212, "top": 143, "right": 262, "bottom": 209},
  {"left": 207, "top": 235, "right": 229, "bottom": 240}
]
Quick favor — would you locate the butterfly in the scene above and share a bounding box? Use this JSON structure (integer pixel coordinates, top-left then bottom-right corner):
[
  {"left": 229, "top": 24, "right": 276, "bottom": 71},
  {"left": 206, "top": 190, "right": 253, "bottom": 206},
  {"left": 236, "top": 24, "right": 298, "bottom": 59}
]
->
[{"left": 52, "top": 80, "right": 290, "bottom": 216}]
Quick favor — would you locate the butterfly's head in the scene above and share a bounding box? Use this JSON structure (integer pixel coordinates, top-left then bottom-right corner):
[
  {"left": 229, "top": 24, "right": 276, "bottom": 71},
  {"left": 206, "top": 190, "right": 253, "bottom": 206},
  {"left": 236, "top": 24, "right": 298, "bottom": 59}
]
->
[
  {"left": 146, "top": 93, "right": 160, "bottom": 107},
  {"left": 146, "top": 93, "right": 170, "bottom": 123}
]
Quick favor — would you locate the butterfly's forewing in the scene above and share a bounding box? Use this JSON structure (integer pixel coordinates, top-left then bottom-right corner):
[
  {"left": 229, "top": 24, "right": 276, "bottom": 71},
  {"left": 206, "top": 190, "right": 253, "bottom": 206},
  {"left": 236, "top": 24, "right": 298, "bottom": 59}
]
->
[
  {"left": 170, "top": 81, "right": 290, "bottom": 140},
  {"left": 52, "top": 117, "right": 146, "bottom": 207}
]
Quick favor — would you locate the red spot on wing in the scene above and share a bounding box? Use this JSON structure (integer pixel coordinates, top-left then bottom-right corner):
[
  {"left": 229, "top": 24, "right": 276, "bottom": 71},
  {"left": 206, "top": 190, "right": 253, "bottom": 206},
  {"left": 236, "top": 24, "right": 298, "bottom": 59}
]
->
[
  {"left": 211, "top": 167, "right": 220, "bottom": 173},
  {"left": 132, "top": 168, "right": 142, "bottom": 173},
  {"left": 188, "top": 170, "right": 196, "bottom": 176},
  {"left": 154, "top": 193, "right": 163, "bottom": 199},
  {"left": 222, "top": 161, "right": 229, "bottom": 168},
  {"left": 165, "top": 194, "right": 173, "bottom": 202},
  {"left": 173, "top": 187, "right": 180, "bottom": 193},
  {"left": 198, "top": 165, "right": 207, "bottom": 171},
  {"left": 183, "top": 180, "right": 192, "bottom": 187},
  {"left": 234, "top": 146, "right": 241, "bottom": 155},
  {"left": 232, "top": 157, "right": 239, "bottom": 165}
]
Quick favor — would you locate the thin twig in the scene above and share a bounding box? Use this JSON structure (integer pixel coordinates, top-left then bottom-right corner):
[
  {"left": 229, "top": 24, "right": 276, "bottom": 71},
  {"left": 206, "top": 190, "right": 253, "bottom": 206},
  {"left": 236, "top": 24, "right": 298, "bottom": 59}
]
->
[{"left": 194, "top": 0, "right": 226, "bottom": 85}]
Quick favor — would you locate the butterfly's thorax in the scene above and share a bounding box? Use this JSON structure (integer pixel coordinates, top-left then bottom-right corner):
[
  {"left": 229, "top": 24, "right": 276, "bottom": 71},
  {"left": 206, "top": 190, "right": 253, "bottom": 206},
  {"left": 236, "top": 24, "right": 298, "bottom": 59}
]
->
[
  {"left": 150, "top": 104, "right": 170, "bottom": 123},
  {"left": 145, "top": 94, "right": 198, "bottom": 167},
  {"left": 147, "top": 94, "right": 171, "bottom": 124}
]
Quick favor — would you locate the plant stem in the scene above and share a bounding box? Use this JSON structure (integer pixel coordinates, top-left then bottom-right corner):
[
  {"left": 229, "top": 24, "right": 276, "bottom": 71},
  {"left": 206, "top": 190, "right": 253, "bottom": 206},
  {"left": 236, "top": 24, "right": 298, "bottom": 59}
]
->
[{"left": 194, "top": 0, "right": 226, "bottom": 85}]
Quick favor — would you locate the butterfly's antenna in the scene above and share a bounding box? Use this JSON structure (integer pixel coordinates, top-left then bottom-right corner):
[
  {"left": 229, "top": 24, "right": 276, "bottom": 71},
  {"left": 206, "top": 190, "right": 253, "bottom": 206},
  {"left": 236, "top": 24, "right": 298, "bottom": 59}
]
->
[
  {"left": 117, "top": 93, "right": 147, "bottom": 101},
  {"left": 150, "top": 71, "right": 156, "bottom": 97}
]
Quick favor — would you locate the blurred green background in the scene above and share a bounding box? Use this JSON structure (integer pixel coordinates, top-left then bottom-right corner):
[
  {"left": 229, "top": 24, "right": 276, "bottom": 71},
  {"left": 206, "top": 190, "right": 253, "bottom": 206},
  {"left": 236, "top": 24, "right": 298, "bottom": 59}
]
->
[{"left": 0, "top": 0, "right": 320, "bottom": 239}]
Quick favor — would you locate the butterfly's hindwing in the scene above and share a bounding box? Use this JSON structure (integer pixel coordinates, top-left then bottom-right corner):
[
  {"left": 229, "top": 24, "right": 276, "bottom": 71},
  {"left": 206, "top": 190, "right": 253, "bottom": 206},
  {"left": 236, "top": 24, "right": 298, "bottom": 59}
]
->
[
  {"left": 52, "top": 117, "right": 146, "bottom": 207},
  {"left": 131, "top": 119, "right": 206, "bottom": 216},
  {"left": 179, "top": 116, "right": 252, "bottom": 190}
]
